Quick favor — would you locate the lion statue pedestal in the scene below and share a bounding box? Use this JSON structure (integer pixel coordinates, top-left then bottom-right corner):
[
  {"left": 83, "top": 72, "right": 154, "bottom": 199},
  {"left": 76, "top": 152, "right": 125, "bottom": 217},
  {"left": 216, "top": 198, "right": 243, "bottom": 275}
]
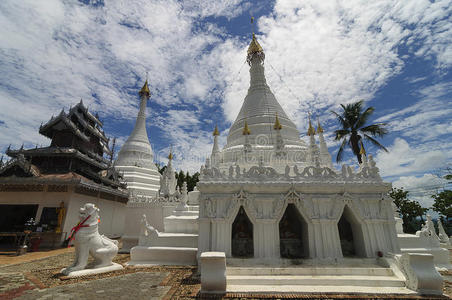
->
[{"left": 61, "top": 203, "right": 123, "bottom": 277}]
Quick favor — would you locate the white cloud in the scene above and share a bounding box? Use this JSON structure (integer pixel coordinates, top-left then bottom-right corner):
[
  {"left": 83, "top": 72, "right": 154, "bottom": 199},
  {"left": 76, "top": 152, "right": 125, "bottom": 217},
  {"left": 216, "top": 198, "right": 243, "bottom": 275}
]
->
[
  {"left": 0, "top": 0, "right": 451, "bottom": 174},
  {"left": 376, "top": 82, "right": 452, "bottom": 142},
  {"left": 376, "top": 138, "right": 449, "bottom": 178},
  {"left": 392, "top": 173, "right": 448, "bottom": 208}
]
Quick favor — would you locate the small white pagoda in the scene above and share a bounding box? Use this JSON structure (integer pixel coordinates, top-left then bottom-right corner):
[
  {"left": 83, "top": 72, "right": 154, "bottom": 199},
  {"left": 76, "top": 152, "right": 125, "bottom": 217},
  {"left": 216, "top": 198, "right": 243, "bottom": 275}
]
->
[{"left": 114, "top": 80, "right": 161, "bottom": 197}]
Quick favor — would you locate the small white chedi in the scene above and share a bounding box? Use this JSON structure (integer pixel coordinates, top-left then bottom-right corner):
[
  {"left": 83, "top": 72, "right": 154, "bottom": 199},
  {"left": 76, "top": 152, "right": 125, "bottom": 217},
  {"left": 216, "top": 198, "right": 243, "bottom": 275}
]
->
[
  {"left": 61, "top": 203, "right": 123, "bottom": 277},
  {"left": 397, "top": 214, "right": 452, "bottom": 270},
  {"left": 129, "top": 181, "right": 199, "bottom": 266}
]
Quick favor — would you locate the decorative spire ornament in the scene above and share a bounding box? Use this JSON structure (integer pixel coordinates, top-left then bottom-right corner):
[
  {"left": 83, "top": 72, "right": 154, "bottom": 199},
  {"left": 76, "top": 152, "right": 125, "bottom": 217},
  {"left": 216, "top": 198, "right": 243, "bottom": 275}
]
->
[
  {"left": 359, "top": 141, "right": 366, "bottom": 156},
  {"left": 168, "top": 146, "right": 174, "bottom": 160},
  {"left": 139, "top": 80, "right": 150, "bottom": 98},
  {"left": 359, "top": 140, "right": 368, "bottom": 168},
  {"left": 307, "top": 114, "right": 319, "bottom": 165},
  {"left": 247, "top": 17, "right": 265, "bottom": 65},
  {"left": 274, "top": 113, "right": 285, "bottom": 154},
  {"left": 213, "top": 125, "right": 220, "bottom": 136},
  {"left": 316, "top": 119, "right": 333, "bottom": 168},
  {"left": 242, "top": 119, "right": 252, "bottom": 152},
  {"left": 211, "top": 125, "right": 221, "bottom": 167},
  {"left": 242, "top": 120, "right": 251, "bottom": 135},
  {"left": 273, "top": 113, "right": 282, "bottom": 130},
  {"left": 316, "top": 120, "right": 323, "bottom": 133},
  {"left": 307, "top": 114, "right": 316, "bottom": 136}
]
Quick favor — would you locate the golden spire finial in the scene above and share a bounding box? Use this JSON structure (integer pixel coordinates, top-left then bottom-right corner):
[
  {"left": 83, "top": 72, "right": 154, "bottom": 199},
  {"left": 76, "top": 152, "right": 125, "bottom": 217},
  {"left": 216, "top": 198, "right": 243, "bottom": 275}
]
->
[
  {"left": 168, "top": 146, "right": 173, "bottom": 160},
  {"left": 247, "top": 33, "right": 264, "bottom": 55},
  {"left": 246, "top": 16, "right": 265, "bottom": 65},
  {"left": 139, "top": 78, "right": 150, "bottom": 98},
  {"left": 307, "top": 114, "right": 315, "bottom": 136},
  {"left": 273, "top": 113, "right": 282, "bottom": 130},
  {"left": 213, "top": 125, "right": 220, "bottom": 136},
  {"left": 359, "top": 141, "right": 366, "bottom": 156},
  {"left": 242, "top": 120, "right": 251, "bottom": 135},
  {"left": 316, "top": 119, "right": 324, "bottom": 133}
]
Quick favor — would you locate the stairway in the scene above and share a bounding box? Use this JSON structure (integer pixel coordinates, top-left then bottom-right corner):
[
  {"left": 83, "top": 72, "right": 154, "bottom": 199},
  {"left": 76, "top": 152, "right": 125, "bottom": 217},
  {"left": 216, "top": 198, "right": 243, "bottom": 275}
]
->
[
  {"left": 129, "top": 205, "right": 199, "bottom": 266},
  {"left": 226, "top": 260, "right": 414, "bottom": 295}
]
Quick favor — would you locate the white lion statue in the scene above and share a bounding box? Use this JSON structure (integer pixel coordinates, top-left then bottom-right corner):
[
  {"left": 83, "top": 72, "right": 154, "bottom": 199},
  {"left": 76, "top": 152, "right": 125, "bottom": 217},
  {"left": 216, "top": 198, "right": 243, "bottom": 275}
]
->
[{"left": 61, "top": 203, "right": 120, "bottom": 276}]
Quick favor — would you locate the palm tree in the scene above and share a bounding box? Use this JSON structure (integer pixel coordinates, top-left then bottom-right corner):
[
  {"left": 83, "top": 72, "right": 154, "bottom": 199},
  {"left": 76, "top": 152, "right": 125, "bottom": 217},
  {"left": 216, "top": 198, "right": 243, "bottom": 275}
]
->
[{"left": 332, "top": 100, "right": 388, "bottom": 164}]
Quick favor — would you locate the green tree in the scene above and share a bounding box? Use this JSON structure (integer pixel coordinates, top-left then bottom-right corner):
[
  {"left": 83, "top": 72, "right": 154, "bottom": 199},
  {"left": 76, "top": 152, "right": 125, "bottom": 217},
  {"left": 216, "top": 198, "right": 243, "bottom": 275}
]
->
[
  {"left": 155, "top": 163, "right": 166, "bottom": 175},
  {"left": 332, "top": 100, "right": 388, "bottom": 163},
  {"left": 156, "top": 163, "right": 200, "bottom": 192},
  {"left": 431, "top": 190, "right": 452, "bottom": 224},
  {"left": 176, "top": 170, "right": 186, "bottom": 190},
  {"left": 186, "top": 172, "right": 200, "bottom": 192},
  {"left": 389, "top": 187, "right": 427, "bottom": 234}
]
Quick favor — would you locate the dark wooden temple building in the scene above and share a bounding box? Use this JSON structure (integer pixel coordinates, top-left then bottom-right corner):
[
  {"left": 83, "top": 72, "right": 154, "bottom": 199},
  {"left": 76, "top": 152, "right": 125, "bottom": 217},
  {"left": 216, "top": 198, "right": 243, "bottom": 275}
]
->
[{"left": 0, "top": 100, "right": 128, "bottom": 245}]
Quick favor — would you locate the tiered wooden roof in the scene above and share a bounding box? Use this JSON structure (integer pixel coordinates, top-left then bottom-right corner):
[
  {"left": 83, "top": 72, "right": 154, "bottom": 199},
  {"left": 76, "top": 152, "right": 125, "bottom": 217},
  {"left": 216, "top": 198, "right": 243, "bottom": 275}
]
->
[{"left": 0, "top": 100, "right": 127, "bottom": 199}]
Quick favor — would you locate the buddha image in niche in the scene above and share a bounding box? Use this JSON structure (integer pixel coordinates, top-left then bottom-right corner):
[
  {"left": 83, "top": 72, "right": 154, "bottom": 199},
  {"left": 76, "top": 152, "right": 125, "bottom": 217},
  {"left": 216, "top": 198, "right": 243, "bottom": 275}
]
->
[{"left": 279, "top": 215, "right": 298, "bottom": 239}]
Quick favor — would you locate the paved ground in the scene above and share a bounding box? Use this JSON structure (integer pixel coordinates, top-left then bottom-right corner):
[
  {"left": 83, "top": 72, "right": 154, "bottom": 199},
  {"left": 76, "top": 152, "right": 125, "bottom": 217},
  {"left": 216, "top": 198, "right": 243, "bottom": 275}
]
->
[
  {"left": 0, "top": 248, "right": 451, "bottom": 299},
  {"left": 0, "top": 249, "right": 199, "bottom": 299},
  {"left": 0, "top": 248, "right": 73, "bottom": 266},
  {"left": 14, "top": 272, "right": 171, "bottom": 300}
]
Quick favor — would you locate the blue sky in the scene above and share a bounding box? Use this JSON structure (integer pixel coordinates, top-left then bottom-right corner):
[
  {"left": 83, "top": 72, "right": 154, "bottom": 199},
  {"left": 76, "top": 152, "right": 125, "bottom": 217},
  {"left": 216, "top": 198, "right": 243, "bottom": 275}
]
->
[{"left": 0, "top": 0, "right": 451, "bottom": 208}]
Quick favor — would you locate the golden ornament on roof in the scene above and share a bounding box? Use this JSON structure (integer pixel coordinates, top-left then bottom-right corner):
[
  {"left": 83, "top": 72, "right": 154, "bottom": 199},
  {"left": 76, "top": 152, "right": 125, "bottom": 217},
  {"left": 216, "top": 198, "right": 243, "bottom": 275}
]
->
[
  {"left": 139, "top": 80, "right": 150, "bottom": 98},
  {"left": 213, "top": 125, "right": 220, "bottom": 136},
  {"left": 242, "top": 120, "right": 251, "bottom": 135},
  {"left": 168, "top": 150, "right": 173, "bottom": 160},
  {"left": 247, "top": 33, "right": 263, "bottom": 55},
  {"left": 273, "top": 113, "right": 282, "bottom": 130},
  {"left": 359, "top": 141, "right": 366, "bottom": 155},
  {"left": 316, "top": 120, "right": 324, "bottom": 133},
  {"left": 307, "top": 117, "right": 316, "bottom": 136}
]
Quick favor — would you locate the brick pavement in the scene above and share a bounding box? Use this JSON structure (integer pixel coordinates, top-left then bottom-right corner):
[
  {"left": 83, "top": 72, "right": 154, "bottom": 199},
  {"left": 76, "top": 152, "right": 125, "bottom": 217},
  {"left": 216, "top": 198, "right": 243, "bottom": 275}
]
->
[
  {"left": 0, "top": 248, "right": 74, "bottom": 266},
  {"left": 0, "top": 248, "right": 450, "bottom": 299},
  {"left": 14, "top": 272, "right": 171, "bottom": 300}
]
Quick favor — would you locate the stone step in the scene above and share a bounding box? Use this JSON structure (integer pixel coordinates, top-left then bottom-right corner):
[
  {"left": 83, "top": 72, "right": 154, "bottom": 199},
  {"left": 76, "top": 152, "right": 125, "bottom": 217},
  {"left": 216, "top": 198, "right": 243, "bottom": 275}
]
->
[
  {"left": 226, "top": 275, "right": 405, "bottom": 287},
  {"left": 188, "top": 205, "right": 199, "bottom": 212},
  {"left": 164, "top": 215, "right": 198, "bottom": 234},
  {"left": 150, "top": 233, "right": 198, "bottom": 248},
  {"left": 226, "top": 285, "right": 415, "bottom": 295},
  {"left": 129, "top": 246, "right": 197, "bottom": 266},
  {"left": 227, "top": 267, "right": 394, "bottom": 276},
  {"left": 172, "top": 210, "right": 199, "bottom": 216}
]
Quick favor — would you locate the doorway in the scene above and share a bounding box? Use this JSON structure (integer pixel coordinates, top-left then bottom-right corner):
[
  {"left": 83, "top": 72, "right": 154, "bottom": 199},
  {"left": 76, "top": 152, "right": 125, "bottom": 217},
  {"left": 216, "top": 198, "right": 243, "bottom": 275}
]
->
[
  {"left": 279, "top": 204, "right": 308, "bottom": 258},
  {"left": 337, "top": 205, "right": 366, "bottom": 257},
  {"left": 231, "top": 206, "right": 253, "bottom": 257}
]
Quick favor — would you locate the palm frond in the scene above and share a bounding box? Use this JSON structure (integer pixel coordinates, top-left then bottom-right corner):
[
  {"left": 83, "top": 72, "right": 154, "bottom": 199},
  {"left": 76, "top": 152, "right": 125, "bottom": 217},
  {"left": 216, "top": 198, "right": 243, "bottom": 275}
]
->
[
  {"left": 360, "top": 124, "right": 388, "bottom": 137},
  {"left": 356, "top": 106, "right": 375, "bottom": 129},
  {"left": 336, "top": 138, "right": 348, "bottom": 163},
  {"left": 343, "top": 101, "right": 364, "bottom": 129},
  {"left": 334, "top": 129, "right": 350, "bottom": 140},
  {"left": 363, "top": 134, "right": 388, "bottom": 152},
  {"left": 331, "top": 111, "right": 349, "bottom": 129}
]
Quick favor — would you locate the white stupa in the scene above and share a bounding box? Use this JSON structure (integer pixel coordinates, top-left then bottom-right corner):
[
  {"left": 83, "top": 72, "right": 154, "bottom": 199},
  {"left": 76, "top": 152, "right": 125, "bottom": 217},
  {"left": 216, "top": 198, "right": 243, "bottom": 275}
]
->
[
  {"left": 114, "top": 80, "right": 160, "bottom": 197},
  {"left": 211, "top": 34, "right": 335, "bottom": 172}
]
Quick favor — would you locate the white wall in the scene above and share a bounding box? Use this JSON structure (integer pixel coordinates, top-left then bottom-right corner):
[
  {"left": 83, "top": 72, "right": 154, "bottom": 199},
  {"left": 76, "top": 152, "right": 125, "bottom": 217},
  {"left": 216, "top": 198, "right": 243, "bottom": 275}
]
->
[
  {"left": 66, "top": 192, "right": 126, "bottom": 238},
  {"left": 0, "top": 188, "right": 126, "bottom": 239}
]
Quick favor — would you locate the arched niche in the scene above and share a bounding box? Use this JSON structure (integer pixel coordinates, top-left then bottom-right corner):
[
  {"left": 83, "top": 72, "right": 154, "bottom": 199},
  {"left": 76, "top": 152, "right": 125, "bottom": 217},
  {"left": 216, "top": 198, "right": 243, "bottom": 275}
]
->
[
  {"left": 231, "top": 206, "right": 254, "bottom": 257},
  {"left": 337, "top": 205, "right": 366, "bottom": 257},
  {"left": 279, "top": 203, "right": 309, "bottom": 258}
]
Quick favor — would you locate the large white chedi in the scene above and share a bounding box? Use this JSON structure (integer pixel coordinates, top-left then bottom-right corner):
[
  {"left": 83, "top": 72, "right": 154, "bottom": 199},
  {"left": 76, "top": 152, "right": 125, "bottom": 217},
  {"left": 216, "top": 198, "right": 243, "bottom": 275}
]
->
[
  {"left": 196, "top": 35, "right": 443, "bottom": 295},
  {"left": 114, "top": 81, "right": 160, "bottom": 197}
]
